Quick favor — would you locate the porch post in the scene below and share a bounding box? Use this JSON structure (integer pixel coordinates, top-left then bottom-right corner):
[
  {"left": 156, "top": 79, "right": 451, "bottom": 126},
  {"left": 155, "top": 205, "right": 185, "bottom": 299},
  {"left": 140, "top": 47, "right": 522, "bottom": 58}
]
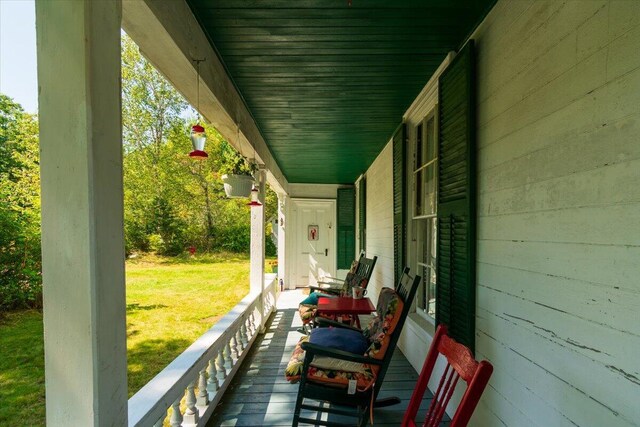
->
[
  {"left": 250, "top": 168, "right": 267, "bottom": 331},
  {"left": 36, "top": 1, "right": 127, "bottom": 426},
  {"left": 277, "top": 195, "right": 287, "bottom": 290}
]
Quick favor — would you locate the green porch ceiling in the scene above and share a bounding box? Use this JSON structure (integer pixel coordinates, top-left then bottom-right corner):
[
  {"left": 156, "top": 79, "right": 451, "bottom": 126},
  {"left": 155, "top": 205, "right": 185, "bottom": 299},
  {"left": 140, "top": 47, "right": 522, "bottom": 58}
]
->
[{"left": 187, "top": 0, "right": 495, "bottom": 184}]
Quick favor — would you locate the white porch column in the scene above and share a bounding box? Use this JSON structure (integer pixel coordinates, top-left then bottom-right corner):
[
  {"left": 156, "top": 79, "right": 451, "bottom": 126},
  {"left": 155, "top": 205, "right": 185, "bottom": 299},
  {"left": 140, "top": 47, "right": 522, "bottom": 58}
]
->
[
  {"left": 36, "top": 1, "right": 127, "bottom": 426},
  {"left": 250, "top": 168, "right": 267, "bottom": 331},
  {"left": 277, "top": 195, "right": 288, "bottom": 290}
]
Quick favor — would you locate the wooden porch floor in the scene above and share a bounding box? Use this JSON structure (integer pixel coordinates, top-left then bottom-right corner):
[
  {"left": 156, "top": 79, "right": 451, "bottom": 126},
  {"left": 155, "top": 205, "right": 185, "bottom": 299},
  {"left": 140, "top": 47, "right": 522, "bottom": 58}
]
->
[{"left": 207, "top": 290, "right": 448, "bottom": 427}]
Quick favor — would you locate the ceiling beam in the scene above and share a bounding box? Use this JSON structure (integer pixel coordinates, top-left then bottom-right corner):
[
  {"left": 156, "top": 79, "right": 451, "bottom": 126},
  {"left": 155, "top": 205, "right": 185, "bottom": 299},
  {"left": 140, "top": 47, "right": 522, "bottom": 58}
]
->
[{"left": 122, "top": 0, "right": 289, "bottom": 195}]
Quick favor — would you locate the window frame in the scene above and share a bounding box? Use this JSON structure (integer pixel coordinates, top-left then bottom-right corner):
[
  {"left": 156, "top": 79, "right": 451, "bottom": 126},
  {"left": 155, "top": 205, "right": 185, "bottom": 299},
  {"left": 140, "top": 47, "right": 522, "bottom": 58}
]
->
[{"left": 410, "top": 107, "right": 439, "bottom": 324}]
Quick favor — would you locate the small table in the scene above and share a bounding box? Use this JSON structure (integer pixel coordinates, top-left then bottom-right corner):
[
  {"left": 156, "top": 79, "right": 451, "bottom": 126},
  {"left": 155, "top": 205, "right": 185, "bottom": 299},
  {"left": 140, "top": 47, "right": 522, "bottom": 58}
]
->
[{"left": 316, "top": 296, "right": 375, "bottom": 328}]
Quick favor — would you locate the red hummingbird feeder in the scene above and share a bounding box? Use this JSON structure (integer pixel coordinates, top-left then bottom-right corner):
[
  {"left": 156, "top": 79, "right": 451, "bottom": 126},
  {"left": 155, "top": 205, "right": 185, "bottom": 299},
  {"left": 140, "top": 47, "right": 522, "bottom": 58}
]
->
[
  {"left": 189, "top": 58, "right": 208, "bottom": 159},
  {"left": 189, "top": 124, "right": 208, "bottom": 159},
  {"left": 247, "top": 184, "right": 262, "bottom": 207}
]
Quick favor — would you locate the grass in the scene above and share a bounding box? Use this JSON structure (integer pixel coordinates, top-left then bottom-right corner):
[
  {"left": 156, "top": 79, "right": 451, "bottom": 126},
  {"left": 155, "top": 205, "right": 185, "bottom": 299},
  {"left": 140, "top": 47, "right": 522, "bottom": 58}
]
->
[
  {"left": 0, "top": 310, "right": 46, "bottom": 426},
  {"left": 0, "top": 252, "right": 256, "bottom": 425}
]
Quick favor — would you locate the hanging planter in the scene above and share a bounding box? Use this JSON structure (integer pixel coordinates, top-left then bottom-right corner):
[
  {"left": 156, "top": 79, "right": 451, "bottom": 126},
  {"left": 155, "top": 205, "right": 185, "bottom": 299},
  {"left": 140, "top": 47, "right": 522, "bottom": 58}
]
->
[{"left": 222, "top": 174, "right": 254, "bottom": 198}]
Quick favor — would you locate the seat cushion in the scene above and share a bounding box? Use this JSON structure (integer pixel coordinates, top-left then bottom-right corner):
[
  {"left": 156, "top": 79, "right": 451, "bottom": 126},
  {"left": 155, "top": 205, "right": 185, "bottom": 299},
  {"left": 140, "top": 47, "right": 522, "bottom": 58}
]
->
[
  {"left": 298, "top": 304, "right": 317, "bottom": 324},
  {"left": 300, "top": 292, "right": 333, "bottom": 305},
  {"left": 285, "top": 335, "right": 377, "bottom": 391}
]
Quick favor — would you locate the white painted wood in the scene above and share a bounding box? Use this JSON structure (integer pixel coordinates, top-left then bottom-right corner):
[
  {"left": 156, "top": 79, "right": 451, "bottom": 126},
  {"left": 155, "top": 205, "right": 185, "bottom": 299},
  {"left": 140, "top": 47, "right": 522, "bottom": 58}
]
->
[
  {"left": 250, "top": 169, "right": 266, "bottom": 332},
  {"left": 206, "top": 359, "right": 218, "bottom": 395},
  {"left": 289, "top": 199, "right": 337, "bottom": 287},
  {"left": 469, "top": 1, "right": 640, "bottom": 425},
  {"left": 361, "top": 142, "right": 395, "bottom": 304},
  {"left": 277, "top": 195, "right": 287, "bottom": 289},
  {"left": 121, "top": 0, "right": 288, "bottom": 195},
  {"left": 288, "top": 183, "right": 342, "bottom": 199},
  {"left": 36, "top": 1, "right": 128, "bottom": 425},
  {"left": 170, "top": 398, "right": 182, "bottom": 427},
  {"left": 183, "top": 381, "right": 199, "bottom": 425}
]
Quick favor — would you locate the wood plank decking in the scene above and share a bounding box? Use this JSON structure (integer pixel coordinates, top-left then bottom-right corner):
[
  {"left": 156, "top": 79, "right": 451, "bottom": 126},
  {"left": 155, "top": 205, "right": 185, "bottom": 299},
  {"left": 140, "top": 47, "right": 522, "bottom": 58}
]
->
[{"left": 207, "top": 291, "right": 448, "bottom": 426}]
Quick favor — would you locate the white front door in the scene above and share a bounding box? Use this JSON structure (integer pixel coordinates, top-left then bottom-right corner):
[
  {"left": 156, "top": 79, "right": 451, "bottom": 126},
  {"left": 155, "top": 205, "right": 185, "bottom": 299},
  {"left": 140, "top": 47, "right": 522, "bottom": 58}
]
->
[{"left": 291, "top": 199, "right": 336, "bottom": 287}]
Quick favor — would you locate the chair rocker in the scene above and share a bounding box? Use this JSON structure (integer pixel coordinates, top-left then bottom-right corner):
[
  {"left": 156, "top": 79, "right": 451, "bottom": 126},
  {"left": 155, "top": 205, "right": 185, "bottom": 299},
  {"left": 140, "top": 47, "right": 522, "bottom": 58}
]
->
[
  {"left": 298, "top": 254, "right": 377, "bottom": 331},
  {"left": 286, "top": 268, "right": 421, "bottom": 427},
  {"left": 401, "top": 324, "right": 494, "bottom": 427}
]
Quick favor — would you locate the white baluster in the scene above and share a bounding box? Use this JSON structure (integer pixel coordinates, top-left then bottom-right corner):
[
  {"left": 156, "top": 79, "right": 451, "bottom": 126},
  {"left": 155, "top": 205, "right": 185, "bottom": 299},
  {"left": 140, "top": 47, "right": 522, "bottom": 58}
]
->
[
  {"left": 197, "top": 368, "right": 209, "bottom": 407},
  {"left": 230, "top": 334, "right": 239, "bottom": 362},
  {"left": 241, "top": 322, "right": 249, "bottom": 347},
  {"left": 249, "top": 313, "right": 256, "bottom": 336},
  {"left": 224, "top": 341, "right": 233, "bottom": 370},
  {"left": 183, "top": 381, "right": 199, "bottom": 424},
  {"left": 170, "top": 397, "right": 183, "bottom": 427},
  {"left": 216, "top": 348, "right": 227, "bottom": 384},
  {"left": 206, "top": 357, "right": 219, "bottom": 394},
  {"left": 235, "top": 327, "right": 244, "bottom": 353}
]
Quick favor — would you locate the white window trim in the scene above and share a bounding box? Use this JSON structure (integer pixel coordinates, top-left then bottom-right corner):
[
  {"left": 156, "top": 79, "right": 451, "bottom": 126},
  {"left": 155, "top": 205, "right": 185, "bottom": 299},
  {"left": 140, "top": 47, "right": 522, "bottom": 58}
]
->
[{"left": 409, "top": 107, "right": 439, "bottom": 325}]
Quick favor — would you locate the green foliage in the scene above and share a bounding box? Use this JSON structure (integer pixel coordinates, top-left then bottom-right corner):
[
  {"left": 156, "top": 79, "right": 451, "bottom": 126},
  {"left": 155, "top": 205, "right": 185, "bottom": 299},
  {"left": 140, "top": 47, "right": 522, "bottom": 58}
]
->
[
  {"left": 121, "top": 33, "right": 277, "bottom": 257},
  {"left": 0, "top": 95, "right": 42, "bottom": 310},
  {"left": 0, "top": 35, "right": 280, "bottom": 310}
]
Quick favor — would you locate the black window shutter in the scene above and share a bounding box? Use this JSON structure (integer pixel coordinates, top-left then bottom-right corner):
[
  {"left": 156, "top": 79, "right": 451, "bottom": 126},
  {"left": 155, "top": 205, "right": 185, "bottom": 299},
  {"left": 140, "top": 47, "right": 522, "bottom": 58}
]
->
[
  {"left": 337, "top": 187, "right": 355, "bottom": 270},
  {"left": 392, "top": 124, "right": 406, "bottom": 283},
  {"left": 359, "top": 177, "right": 367, "bottom": 252},
  {"left": 436, "top": 40, "right": 477, "bottom": 352}
]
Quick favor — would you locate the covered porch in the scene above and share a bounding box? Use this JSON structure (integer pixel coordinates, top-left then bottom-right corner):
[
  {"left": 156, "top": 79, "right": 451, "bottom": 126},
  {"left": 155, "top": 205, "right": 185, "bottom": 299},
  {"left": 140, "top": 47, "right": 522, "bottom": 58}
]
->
[
  {"left": 35, "top": 0, "right": 639, "bottom": 426},
  {"left": 207, "top": 291, "right": 440, "bottom": 427}
]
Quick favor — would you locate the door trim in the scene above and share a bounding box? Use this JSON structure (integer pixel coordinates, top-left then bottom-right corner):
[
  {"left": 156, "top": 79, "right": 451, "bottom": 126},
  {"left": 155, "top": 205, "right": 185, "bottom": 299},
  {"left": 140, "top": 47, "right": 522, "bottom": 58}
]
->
[{"left": 290, "top": 198, "right": 337, "bottom": 288}]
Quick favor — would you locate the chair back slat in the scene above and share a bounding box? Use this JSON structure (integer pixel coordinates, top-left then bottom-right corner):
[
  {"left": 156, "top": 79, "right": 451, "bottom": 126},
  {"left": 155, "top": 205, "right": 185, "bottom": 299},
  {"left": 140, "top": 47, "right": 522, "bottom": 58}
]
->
[
  {"left": 341, "top": 254, "right": 378, "bottom": 295},
  {"left": 401, "top": 324, "right": 494, "bottom": 427},
  {"left": 425, "top": 363, "right": 460, "bottom": 427}
]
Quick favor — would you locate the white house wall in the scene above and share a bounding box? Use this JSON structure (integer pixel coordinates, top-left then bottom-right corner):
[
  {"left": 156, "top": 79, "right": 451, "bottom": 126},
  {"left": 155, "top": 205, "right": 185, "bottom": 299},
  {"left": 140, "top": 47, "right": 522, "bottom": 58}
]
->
[
  {"left": 360, "top": 0, "right": 640, "bottom": 425},
  {"left": 361, "top": 142, "right": 395, "bottom": 302},
  {"left": 471, "top": 1, "right": 640, "bottom": 425}
]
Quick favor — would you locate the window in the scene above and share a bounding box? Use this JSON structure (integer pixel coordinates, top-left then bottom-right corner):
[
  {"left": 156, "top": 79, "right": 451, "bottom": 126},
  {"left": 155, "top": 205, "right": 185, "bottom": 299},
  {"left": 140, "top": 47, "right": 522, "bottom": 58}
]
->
[{"left": 413, "top": 112, "right": 438, "bottom": 319}]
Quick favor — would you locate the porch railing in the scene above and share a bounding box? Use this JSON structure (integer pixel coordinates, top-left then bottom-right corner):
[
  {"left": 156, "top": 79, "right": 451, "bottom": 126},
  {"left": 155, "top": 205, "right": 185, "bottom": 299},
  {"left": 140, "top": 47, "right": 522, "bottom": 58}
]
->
[{"left": 128, "top": 275, "right": 278, "bottom": 426}]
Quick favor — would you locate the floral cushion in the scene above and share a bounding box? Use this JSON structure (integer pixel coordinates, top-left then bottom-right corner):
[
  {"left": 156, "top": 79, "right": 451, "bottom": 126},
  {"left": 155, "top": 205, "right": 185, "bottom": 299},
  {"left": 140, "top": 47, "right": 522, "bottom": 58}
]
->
[
  {"left": 340, "top": 276, "right": 368, "bottom": 296},
  {"left": 348, "top": 259, "right": 359, "bottom": 274},
  {"left": 298, "top": 304, "right": 317, "bottom": 323},
  {"left": 285, "top": 288, "right": 404, "bottom": 391},
  {"left": 362, "top": 287, "right": 403, "bottom": 360},
  {"left": 284, "top": 335, "right": 378, "bottom": 391}
]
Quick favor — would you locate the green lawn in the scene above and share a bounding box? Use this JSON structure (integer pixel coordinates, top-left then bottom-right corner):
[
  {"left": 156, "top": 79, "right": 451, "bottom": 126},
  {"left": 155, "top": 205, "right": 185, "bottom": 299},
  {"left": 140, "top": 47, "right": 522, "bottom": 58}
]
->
[{"left": 0, "top": 253, "right": 252, "bottom": 426}]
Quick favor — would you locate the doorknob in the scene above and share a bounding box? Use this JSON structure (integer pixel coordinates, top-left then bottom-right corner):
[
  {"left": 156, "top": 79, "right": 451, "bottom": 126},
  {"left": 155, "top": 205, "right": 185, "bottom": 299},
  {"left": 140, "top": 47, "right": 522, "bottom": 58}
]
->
[{"left": 325, "top": 248, "right": 328, "bottom": 256}]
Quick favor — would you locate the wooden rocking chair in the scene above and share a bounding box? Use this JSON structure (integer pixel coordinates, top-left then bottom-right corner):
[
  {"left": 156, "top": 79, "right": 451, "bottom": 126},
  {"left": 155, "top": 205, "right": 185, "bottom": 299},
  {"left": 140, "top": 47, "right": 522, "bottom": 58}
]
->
[
  {"left": 401, "top": 324, "right": 494, "bottom": 427},
  {"left": 298, "top": 254, "right": 377, "bottom": 332},
  {"left": 286, "top": 268, "right": 421, "bottom": 427}
]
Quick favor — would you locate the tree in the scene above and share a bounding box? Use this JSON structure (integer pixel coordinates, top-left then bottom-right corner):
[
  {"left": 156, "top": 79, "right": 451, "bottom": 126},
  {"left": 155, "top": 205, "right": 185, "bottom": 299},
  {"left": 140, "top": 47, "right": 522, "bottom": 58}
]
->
[
  {"left": 0, "top": 94, "right": 42, "bottom": 309},
  {"left": 121, "top": 33, "right": 272, "bottom": 256}
]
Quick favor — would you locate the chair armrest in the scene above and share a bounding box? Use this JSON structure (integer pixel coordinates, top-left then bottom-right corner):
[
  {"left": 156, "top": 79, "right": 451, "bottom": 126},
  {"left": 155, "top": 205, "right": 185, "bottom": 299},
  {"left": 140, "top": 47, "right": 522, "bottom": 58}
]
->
[
  {"left": 315, "top": 317, "right": 363, "bottom": 332},
  {"left": 301, "top": 341, "right": 383, "bottom": 366},
  {"left": 318, "top": 278, "right": 346, "bottom": 285},
  {"left": 308, "top": 286, "right": 341, "bottom": 295}
]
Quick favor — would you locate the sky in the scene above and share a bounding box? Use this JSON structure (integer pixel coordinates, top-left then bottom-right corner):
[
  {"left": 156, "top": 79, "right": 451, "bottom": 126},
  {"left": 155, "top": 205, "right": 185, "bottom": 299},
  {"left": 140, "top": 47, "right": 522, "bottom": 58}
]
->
[{"left": 0, "top": 0, "right": 38, "bottom": 113}]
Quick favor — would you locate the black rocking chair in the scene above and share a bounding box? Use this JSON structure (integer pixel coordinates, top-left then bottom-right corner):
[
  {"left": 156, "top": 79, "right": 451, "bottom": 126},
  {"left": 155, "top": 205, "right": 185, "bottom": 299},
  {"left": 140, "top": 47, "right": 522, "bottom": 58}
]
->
[{"left": 286, "top": 267, "right": 421, "bottom": 427}]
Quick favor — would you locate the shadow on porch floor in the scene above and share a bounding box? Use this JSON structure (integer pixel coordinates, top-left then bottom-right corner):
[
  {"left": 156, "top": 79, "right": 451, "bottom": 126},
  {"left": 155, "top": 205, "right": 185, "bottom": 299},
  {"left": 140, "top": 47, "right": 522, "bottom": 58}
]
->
[{"left": 207, "top": 290, "right": 448, "bottom": 426}]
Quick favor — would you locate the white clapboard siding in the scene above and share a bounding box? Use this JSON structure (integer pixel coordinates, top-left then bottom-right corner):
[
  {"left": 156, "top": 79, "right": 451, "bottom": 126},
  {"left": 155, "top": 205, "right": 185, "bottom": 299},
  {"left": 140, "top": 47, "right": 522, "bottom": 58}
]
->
[
  {"left": 470, "top": 0, "right": 640, "bottom": 425},
  {"left": 362, "top": 142, "right": 394, "bottom": 305},
  {"left": 356, "top": 0, "right": 640, "bottom": 425}
]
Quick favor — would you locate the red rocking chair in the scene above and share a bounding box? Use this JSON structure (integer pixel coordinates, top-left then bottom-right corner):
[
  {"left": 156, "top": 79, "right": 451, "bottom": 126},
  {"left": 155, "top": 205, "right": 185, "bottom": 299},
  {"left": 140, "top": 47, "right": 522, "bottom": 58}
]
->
[{"left": 401, "top": 324, "right": 493, "bottom": 427}]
